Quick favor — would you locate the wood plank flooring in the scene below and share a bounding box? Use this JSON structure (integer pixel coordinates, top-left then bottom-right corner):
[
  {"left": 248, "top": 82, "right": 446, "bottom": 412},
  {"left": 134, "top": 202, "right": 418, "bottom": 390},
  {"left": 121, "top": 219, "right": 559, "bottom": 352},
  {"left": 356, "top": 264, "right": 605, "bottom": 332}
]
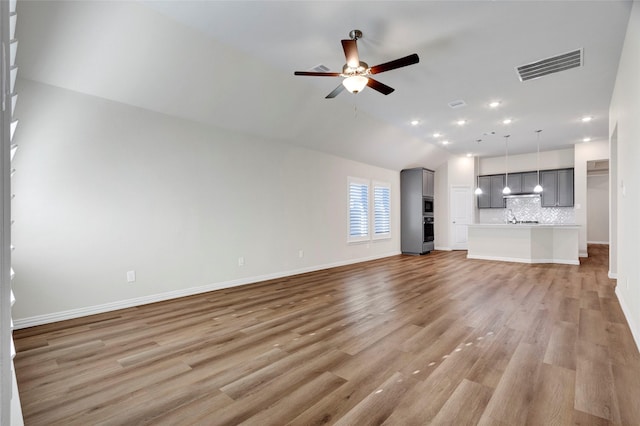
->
[{"left": 13, "top": 244, "right": 640, "bottom": 425}]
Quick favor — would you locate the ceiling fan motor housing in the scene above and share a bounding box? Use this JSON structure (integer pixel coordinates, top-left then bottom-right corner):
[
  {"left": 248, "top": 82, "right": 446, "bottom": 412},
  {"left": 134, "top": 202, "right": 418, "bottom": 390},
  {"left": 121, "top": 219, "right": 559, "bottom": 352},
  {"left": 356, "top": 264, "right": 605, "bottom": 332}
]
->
[{"left": 342, "top": 61, "right": 369, "bottom": 76}]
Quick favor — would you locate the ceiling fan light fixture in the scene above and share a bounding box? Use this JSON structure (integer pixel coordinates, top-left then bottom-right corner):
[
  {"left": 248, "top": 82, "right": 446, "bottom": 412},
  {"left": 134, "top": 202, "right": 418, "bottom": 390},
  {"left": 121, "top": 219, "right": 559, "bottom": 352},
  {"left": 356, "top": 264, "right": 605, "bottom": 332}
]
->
[{"left": 342, "top": 75, "right": 368, "bottom": 93}]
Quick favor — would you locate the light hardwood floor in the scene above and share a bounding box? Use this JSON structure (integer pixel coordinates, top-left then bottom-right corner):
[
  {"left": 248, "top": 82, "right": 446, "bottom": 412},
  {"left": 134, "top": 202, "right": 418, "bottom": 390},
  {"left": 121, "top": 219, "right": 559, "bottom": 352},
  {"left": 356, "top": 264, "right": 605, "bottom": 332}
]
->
[{"left": 14, "top": 244, "right": 640, "bottom": 425}]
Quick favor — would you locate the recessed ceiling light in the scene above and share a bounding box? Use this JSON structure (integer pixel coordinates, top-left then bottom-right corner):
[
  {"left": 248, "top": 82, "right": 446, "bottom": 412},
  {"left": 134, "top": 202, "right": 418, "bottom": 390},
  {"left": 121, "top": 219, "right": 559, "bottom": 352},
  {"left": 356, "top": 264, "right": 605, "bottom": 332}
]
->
[
  {"left": 442, "top": 140, "right": 449, "bottom": 145},
  {"left": 489, "top": 101, "right": 501, "bottom": 108},
  {"left": 503, "top": 118, "right": 512, "bottom": 125},
  {"left": 583, "top": 137, "right": 591, "bottom": 142},
  {"left": 581, "top": 116, "right": 593, "bottom": 122},
  {"left": 466, "top": 153, "right": 472, "bottom": 157},
  {"left": 457, "top": 120, "right": 466, "bottom": 126},
  {"left": 410, "top": 120, "right": 420, "bottom": 126},
  {"left": 433, "top": 132, "right": 442, "bottom": 138}
]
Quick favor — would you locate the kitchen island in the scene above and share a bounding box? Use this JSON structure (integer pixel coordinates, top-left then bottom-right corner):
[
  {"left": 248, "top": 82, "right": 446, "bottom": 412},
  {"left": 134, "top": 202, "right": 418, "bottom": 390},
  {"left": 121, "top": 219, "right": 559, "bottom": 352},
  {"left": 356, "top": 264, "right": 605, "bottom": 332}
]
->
[{"left": 467, "top": 223, "right": 580, "bottom": 265}]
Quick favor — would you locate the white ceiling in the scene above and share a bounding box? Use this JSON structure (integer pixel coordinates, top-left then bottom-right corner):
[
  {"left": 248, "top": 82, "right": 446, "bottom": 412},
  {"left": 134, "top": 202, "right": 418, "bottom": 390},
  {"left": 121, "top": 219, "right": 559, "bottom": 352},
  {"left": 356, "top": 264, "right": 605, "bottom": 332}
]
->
[{"left": 15, "top": 1, "right": 632, "bottom": 171}]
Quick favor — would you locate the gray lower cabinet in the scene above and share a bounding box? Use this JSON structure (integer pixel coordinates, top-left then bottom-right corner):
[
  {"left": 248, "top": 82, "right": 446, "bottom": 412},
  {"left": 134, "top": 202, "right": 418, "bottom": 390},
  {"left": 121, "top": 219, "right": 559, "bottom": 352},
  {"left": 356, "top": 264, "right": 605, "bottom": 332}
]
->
[{"left": 541, "top": 168, "right": 574, "bottom": 207}]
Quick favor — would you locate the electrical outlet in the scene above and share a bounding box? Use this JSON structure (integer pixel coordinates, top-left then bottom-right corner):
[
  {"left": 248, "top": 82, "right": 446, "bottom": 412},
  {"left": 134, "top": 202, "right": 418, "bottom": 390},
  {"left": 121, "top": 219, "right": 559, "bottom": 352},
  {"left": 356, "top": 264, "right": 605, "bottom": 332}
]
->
[
  {"left": 127, "top": 270, "right": 136, "bottom": 283},
  {"left": 238, "top": 257, "right": 245, "bottom": 266},
  {"left": 298, "top": 250, "right": 304, "bottom": 258}
]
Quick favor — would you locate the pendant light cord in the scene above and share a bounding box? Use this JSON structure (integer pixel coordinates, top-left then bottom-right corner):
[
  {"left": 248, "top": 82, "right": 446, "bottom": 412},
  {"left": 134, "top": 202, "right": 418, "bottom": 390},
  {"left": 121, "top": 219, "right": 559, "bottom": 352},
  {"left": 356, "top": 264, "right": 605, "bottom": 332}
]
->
[
  {"left": 536, "top": 130, "right": 541, "bottom": 184},
  {"left": 504, "top": 135, "right": 510, "bottom": 180}
]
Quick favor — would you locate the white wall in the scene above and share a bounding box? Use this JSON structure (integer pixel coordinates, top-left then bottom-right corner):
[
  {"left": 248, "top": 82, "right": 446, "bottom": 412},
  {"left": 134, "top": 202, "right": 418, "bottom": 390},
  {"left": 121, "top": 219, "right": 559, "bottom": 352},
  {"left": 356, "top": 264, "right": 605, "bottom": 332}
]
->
[
  {"left": 478, "top": 148, "right": 577, "bottom": 226},
  {"left": 434, "top": 156, "right": 475, "bottom": 250},
  {"left": 480, "top": 148, "right": 574, "bottom": 175},
  {"left": 609, "top": 0, "right": 640, "bottom": 348},
  {"left": 11, "top": 80, "right": 401, "bottom": 324},
  {"left": 574, "top": 141, "right": 609, "bottom": 256},
  {"left": 434, "top": 162, "right": 449, "bottom": 250},
  {"left": 587, "top": 174, "right": 609, "bottom": 243}
]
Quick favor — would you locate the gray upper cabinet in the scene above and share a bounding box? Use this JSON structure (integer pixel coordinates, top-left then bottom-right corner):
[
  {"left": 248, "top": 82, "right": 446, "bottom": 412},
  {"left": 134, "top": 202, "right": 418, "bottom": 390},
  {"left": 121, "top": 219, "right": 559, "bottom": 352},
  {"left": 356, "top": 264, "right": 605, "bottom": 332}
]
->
[
  {"left": 477, "top": 176, "right": 491, "bottom": 208},
  {"left": 557, "top": 169, "right": 574, "bottom": 206},
  {"left": 541, "top": 171, "right": 558, "bottom": 207},
  {"left": 477, "top": 168, "right": 573, "bottom": 208},
  {"left": 541, "top": 168, "right": 574, "bottom": 207},
  {"left": 506, "top": 173, "right": 522, "bottom": 194},
  {"left": 477, "top": 174, "right": 506, "bottom": 208},
  {"left": 422, "top": 169, "right": 435, "bottom": 197},
  {"left": 489, "top": 175, "right": 506, "bottom": 208},
  {"left": 522, "top": 172, "right": 539, "bottom": 193}
]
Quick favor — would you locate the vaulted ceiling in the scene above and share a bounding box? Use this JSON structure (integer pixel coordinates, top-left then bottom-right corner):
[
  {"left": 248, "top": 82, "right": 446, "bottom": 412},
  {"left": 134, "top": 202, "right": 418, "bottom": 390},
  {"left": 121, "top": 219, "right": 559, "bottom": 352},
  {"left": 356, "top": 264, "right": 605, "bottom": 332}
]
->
[{"left": 15, "top": 1, "right": 632, "bottom": 170}]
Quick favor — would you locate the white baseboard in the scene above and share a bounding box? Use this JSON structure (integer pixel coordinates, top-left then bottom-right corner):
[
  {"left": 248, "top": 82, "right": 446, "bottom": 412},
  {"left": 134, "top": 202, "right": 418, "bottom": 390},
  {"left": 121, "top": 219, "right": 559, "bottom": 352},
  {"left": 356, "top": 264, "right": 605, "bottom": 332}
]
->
[
  {"left": 466, "top": 254, "right": 579, "bottom": 266},
  {"left": 587, "top": 241, "right": 610, "bottom": 245},
  {"left": 13, "top": 251, "right": 401, "bottom": 329},
  {"left": 579, "top": 250, "right": 589, "bottom": 258},
  {"left": 615, "top": 286, "right": 640, "bottom": 354},
  {"left": 609, "top": 271, "right": 618, "bottom": 279},
  {"left": 434, "top": 246, "right": 452, "bottom": 251}
]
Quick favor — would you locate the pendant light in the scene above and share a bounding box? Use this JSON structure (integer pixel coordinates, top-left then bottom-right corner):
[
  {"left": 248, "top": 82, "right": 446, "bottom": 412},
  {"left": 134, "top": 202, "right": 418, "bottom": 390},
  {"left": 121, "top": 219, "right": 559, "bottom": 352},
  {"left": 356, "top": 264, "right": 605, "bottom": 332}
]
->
[
  {"left": 534, "top": 129, "right": 543, "bottom": 193},
  {"left": 502, "top": 135, "right": 511, "bottom": 194},
  {"left": 474, "top": 139, "right": 483, "bottom": 195}
]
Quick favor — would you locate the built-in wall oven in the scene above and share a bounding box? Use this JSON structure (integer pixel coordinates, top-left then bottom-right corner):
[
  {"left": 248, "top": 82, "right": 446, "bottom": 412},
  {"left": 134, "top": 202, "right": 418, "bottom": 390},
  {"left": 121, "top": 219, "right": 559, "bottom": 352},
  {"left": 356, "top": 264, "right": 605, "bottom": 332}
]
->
[
  {"left": 423, "top": 216, "right": 434, "bottom": 243},
  {"left": 423, "top": 197, "right": 434, "bottom": 215},
  {"left": 423, "top": 215, "right": 434, "bottom": 253}
]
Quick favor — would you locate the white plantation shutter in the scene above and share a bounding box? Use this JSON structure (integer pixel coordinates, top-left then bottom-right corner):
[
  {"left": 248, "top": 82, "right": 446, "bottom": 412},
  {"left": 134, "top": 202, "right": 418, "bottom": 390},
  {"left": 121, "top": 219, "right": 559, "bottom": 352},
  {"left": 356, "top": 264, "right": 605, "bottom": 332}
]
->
[
  {"left": 373, "top": 183, "right": 391, "bottom": 238},
  {"left": 2, "top": 0, "right": 21, "bottom": 423},
  {"left": 348, "top": 177, "right": 369, "bottom": 242}
]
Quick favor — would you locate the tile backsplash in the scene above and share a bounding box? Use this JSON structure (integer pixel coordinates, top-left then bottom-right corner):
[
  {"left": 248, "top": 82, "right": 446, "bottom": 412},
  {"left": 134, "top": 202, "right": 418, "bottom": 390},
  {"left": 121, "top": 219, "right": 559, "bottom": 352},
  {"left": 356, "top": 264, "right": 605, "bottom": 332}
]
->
[{"left": 479, "top": 196, "right": 575, "bottom": 224}]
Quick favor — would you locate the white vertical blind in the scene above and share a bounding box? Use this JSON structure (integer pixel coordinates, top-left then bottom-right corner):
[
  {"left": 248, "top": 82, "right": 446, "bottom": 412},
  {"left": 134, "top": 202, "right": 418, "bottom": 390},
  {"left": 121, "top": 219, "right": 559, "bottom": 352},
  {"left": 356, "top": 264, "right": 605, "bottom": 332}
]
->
[
  {"left": 348, "top": 177, "right": 369, "bottom": 241},
  {"left": 373, "top": 183, "right": 391, "bottom": 238}
]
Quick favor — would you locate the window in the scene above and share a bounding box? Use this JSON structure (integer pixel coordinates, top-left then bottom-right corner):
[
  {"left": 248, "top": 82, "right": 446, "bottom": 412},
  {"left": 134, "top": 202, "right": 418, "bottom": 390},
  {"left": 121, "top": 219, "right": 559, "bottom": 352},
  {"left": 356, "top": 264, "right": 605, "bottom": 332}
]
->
[
  {"left": 348, "top": 177, "right": 369, "bottom": 242},
  {"left": 348, "top": 178, "right": 391, "bottom": 243},
  {"left": 373, "top": 182, "right": 391, "bottom": 239}
]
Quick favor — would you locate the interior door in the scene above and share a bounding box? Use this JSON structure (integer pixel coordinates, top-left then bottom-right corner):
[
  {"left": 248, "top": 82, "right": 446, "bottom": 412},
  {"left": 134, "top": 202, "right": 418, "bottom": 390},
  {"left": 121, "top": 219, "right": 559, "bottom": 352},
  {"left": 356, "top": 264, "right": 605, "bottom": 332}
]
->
[{"left": 451, "top": 186, "right": 472, "bottom": 250}]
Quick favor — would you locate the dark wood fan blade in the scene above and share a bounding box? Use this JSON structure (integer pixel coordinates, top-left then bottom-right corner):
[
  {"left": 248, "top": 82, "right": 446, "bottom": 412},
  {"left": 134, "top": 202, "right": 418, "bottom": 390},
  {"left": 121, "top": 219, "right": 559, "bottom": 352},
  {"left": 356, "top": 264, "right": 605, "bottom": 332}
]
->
[
  {"left": 326, "top": 84, "right": 346, "bottom": 99},
  {"left": 369, "top": 53, "right": 419, "bottom": 75},
  {"left": 341, "top": 39, "right": 360, "bottom": 68},
  {"left": 294, "top": 71, "right": 341, "bottom": 77},
  {"left": 367, "top": 78, "right": 394, "bottom": 95}
]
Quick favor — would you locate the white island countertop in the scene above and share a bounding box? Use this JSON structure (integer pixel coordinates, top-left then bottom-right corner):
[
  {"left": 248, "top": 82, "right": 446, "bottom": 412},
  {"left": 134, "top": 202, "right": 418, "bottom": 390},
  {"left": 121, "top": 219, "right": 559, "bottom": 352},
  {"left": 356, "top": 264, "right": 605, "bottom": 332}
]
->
[
  {"left": 467, "top": 223, "right": 580, "bottom": 265},
  {"left": 468, "top": 223, "right": 579, "bottom": 228}
]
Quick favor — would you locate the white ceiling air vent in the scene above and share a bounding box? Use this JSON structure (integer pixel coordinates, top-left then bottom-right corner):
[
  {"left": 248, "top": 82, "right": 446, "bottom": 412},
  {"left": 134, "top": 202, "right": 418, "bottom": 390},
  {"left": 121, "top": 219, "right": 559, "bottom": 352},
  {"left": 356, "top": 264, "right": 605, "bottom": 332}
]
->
[
  {"left": 448, "top": 100, "right": 466, "bottom": 109},
  {"left": 312, "top": 64, "right": 331, "bottom": 73},
  {"left": 516, "top": 49, "right": 583, "bottom": 82}
]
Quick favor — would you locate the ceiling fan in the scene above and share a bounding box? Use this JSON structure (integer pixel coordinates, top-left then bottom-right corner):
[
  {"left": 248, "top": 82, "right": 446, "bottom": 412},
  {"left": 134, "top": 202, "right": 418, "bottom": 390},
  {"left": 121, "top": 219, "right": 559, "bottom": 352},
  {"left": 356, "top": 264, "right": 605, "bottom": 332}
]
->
[{"left": 294, "top": 29, "right": 420, "bottom": 99}]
